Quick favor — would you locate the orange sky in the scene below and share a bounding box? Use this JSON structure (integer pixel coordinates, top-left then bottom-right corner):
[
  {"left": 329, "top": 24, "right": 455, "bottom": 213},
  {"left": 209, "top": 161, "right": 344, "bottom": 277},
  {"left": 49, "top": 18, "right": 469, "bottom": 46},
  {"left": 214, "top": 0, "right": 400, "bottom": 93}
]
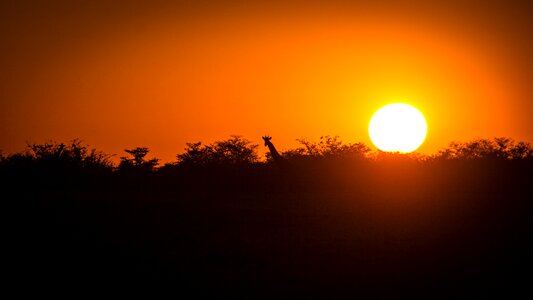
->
[{"left": 1, "top": 1, "right": 532, "bottom": 162}]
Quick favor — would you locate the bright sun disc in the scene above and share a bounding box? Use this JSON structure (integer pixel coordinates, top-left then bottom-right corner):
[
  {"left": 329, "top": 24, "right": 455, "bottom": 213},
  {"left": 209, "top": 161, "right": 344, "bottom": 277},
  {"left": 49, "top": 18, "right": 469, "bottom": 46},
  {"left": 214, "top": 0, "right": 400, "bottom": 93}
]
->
[{"left": 369, "top": 103, "right": 427, "bottom": 153}]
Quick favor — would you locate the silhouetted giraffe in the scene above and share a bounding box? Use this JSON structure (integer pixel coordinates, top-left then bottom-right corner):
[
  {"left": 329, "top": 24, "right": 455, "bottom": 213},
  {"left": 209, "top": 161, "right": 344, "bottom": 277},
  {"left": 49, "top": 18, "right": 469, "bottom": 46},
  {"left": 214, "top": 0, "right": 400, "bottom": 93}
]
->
[
  {"left": 262, "top": 136, "right": 282, "bottom": 161},
  {"left": 262, "top": 136, "right": 298, "bottom": 189},
  {"left": 263, "top": 135, "right": 294, "bottom": 170}
]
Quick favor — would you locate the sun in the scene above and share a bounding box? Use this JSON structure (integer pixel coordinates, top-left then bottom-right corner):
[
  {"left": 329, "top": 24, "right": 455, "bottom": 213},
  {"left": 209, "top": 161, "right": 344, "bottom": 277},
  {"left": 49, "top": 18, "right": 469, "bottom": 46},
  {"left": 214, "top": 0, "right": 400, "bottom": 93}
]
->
[{"left": 369, "top": 103, "right": 427, "bottom": 153}]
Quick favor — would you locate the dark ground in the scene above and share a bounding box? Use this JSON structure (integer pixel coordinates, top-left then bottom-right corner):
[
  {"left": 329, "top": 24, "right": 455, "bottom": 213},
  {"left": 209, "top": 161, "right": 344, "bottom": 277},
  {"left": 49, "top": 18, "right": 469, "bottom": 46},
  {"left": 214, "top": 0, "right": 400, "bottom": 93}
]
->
[{"left": 4, "top": 157, "right": 532, "bottom": 297}]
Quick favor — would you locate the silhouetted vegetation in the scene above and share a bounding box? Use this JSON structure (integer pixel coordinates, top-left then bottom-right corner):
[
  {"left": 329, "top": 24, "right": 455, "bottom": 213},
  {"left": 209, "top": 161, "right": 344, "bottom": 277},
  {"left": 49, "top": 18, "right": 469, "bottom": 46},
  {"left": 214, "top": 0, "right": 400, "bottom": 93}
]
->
[
  {"left": 282, "top": 135, "right": 371, "bottom": 161},
  {"left": 1, "top": 139, "right": 113, "bottom": 184},
  {"left": 176, "top": 135, "right": 259, "bottom": 166},
  {"left": 3, "top": 136, "right": 532, "bottom": 296},
  {"left": 8, "top": 139, "right": 113, "bottom": 169},
  {"left": 119, "top": 147, "right": 160, "bottom": 173},
  {"left": 435, "top": 137, "right": 533, "bottom": 160}
]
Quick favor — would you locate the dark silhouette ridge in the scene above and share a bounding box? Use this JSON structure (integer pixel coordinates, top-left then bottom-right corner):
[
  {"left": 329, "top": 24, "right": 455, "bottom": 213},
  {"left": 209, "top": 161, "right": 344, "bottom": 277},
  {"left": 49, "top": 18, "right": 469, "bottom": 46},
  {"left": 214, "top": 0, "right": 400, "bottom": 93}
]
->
[{"left": 2, "top": 136, "right": 532, "bottom": 296}]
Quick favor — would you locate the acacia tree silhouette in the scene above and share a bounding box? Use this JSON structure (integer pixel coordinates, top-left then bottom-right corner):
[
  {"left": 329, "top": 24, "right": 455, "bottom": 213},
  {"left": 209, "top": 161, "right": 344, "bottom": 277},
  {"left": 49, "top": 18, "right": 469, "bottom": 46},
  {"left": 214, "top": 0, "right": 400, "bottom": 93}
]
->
[
  {"left": 13, "top": 139, "right": 113, "bottom": 173},
  {"left": 436, "top": 137, "right": 533, "bottom": 160},
  {"left": 176, "top": 135, "right": 259, "bottom": 166},
  {"left": 282, "top": 135, "right": 371, "bottom": 160},
  {"left": 119, "top": 147, "right": 159, "bottom": 172}
]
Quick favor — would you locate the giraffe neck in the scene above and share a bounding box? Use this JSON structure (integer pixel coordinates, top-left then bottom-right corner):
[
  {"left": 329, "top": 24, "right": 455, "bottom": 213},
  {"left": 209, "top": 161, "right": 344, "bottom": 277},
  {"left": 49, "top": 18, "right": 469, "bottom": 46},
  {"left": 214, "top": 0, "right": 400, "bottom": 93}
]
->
[{"left": 266, "top": 142, "right": 281, "bottom": 159}]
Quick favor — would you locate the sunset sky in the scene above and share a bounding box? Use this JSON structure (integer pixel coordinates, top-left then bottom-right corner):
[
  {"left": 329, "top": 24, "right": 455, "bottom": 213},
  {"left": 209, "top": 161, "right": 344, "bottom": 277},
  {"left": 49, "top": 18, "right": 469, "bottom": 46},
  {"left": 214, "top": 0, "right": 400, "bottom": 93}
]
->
[{"left": 1, "top": 1, "right": 532, "bottom": 162}]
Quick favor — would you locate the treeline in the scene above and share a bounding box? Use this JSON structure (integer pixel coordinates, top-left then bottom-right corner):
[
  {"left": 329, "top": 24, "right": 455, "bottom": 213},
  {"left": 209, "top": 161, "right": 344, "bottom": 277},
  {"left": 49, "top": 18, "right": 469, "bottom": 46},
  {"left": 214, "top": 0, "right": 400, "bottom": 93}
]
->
[
  {"left": 1, "top": 136, "right": 532, "bottom": 173},
  {"left": 3, "top": 136, "right": 532, "bottom": 294}
]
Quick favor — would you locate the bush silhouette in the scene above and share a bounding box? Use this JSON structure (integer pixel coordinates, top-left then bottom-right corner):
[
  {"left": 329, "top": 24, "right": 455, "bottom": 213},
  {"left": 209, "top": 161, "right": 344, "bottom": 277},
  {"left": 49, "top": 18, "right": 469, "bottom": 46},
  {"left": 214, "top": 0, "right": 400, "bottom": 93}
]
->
[
  {"left": 281, "top": 135, "right": 371, "bottom": 161},
  {"left": 2, "top": 139, "right": 113, "bottom": 174},
  {"left": 435, "top": 137, "right": 533, "bottom": 160},
  {"left": 176, "top": 135, "right": 259, "bottom": 166},
  {"left": 119, "top": 147, "right": 159, "bottom": 173}
]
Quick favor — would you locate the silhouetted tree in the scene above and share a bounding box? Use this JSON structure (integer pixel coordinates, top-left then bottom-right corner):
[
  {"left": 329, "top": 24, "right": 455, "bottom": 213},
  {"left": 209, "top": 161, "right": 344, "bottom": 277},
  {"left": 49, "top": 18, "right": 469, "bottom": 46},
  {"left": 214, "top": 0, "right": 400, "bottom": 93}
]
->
[
  {"left": 119, "top": 147, "right": 159, "bottom": 172},
  {"left": 213, "top": 135, "right": 259, "bottom": 164},
  {"left": 282, "top": 135, "right": 371, "bottom": 160},
  {"left": 3, "top": 139, "right": 113, "bottom": 170},
  {"left": 177, "top": 135, "right": 259, "bottom": 166},
  {"left": 508, "top": 141, "right": 533, "bottom": 159},
  {"left": 436, "top": 137, "right": 533, "bottom": 160}
]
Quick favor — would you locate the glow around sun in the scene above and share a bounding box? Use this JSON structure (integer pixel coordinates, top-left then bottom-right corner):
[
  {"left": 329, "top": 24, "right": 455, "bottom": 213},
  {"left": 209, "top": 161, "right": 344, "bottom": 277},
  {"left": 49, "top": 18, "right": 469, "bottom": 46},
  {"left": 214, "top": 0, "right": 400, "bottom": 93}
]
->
[{"left": 369, "top": 103, "right": 427, "bottom": 153}]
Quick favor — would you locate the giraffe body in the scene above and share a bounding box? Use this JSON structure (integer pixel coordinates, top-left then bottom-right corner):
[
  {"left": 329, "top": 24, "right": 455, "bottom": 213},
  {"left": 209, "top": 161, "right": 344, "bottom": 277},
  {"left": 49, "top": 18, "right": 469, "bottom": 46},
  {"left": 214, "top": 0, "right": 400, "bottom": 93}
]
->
[{"left": 262, "top": 136, "right": 290, "bottom": 169}]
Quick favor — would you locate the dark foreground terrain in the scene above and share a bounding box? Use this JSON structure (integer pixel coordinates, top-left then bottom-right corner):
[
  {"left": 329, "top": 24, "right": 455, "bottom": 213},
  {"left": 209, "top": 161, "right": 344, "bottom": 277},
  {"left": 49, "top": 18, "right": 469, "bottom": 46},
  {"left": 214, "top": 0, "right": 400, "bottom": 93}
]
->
[{"left": 3, "top": 139, "right": 532, "bottom": 297}]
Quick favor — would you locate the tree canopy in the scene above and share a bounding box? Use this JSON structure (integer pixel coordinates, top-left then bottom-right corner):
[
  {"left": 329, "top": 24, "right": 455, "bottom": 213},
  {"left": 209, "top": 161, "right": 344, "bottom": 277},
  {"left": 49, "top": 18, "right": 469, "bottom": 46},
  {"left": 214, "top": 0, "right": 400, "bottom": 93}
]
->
[
  {"left": 1, "top": 136, "right": 531, "bottom": 174},
  {"left": 435, "top": 137, "right": 533, "bottom": 160},
  {"left": 119, "top": 147, "right": 160, "bottom": 172},
  {"left": 176, "top": 135, "right": 259, "bottom": 166}
]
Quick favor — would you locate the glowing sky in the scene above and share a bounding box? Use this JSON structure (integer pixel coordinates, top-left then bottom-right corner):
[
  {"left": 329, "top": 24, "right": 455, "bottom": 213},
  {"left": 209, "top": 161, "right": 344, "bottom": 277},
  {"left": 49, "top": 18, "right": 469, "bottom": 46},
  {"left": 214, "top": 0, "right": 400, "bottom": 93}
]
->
[{"left": 1, "top": 1, "right": 532, "bottom": 162}]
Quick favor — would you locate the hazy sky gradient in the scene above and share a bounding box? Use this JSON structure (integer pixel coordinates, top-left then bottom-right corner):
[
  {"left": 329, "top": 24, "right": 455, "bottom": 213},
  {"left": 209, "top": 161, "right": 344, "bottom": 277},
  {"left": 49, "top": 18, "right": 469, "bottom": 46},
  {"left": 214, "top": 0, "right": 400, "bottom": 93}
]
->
[{"left": 1, "top": 1, "right": 532, "bottom": 162}]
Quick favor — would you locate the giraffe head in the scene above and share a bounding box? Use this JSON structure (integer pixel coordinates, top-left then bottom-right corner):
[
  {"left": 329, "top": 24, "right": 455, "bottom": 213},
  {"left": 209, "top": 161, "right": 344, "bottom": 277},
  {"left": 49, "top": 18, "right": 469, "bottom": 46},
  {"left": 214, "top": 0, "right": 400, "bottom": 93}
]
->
[{"left": 262, "top": 136, "right": 272, "bottom": 146}]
